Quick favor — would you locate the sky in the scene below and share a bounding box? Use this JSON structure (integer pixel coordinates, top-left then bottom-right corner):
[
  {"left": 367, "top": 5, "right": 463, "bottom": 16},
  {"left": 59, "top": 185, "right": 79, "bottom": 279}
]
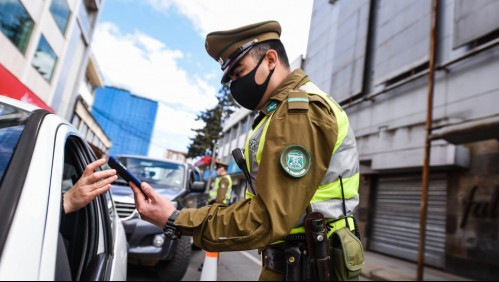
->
[{"left": 92, "top": 0, "right": 314, "bottom": 158}]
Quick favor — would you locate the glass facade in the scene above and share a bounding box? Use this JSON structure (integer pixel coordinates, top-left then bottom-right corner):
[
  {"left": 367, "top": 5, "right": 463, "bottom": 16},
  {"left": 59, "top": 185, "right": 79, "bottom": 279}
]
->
[
  {"left": 49, "top": 0, "right": 71, "bottom": 34},
  {"left": 31, "top": 35, "right": 57, "bottom": 82},
  {"left": 0, "top": 0, "right": 34, "bottom": 54},
  {"left": 92, "top": 87, "right": 158, "bottom": 156}
]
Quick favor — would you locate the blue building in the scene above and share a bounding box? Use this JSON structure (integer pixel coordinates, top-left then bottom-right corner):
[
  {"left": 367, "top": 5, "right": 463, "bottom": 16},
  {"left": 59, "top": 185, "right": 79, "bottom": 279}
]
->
[{"left": 92, "top": 86, "right": 158, "bottom": 156}]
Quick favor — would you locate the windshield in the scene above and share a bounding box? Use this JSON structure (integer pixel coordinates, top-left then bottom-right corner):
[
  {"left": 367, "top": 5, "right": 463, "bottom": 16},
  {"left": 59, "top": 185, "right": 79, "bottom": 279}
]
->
[
  {"left": 0, "top": 102, "right": 30, "bottom": 184},
  {"left": 119, "top": 157, "right": 185, "bottom": 191}
]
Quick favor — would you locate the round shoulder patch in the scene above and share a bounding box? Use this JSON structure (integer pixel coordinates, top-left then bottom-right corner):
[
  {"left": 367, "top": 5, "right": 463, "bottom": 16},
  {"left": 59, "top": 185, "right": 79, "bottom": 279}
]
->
[{"left": 280, "top": 145, "right": 312, "bottom": 178}]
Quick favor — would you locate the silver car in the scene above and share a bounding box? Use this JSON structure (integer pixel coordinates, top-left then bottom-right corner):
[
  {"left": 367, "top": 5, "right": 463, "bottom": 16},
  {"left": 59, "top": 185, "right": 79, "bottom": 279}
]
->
[
  {"left": 110, "top": 155, "right": 207, "bottom": 281},
  {"left": 0, "top": 96, "right": 127, "bottom": 280}
]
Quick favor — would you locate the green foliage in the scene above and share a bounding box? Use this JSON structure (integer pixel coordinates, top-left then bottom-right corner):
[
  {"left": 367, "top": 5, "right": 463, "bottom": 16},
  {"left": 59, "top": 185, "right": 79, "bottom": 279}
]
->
[{"left": 187, "top": 85, "right": 238, "bottom": 158}]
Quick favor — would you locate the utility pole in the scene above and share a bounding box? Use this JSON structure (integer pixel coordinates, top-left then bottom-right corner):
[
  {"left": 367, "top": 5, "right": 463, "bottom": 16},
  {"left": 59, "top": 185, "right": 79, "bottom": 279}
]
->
[{"left": 417, "top": 0, "right": 439, "bottom": 280}]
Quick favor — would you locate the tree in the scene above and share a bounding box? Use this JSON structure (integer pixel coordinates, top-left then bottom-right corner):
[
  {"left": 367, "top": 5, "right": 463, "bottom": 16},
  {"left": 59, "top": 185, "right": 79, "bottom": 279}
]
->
[{"left": 187, "top": 85, "right": 238, "bottom": 158}]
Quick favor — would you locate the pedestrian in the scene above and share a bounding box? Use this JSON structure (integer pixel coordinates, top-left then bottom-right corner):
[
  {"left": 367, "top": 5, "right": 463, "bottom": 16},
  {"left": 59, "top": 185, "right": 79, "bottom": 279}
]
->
[
  {"left": 208, "top": 160, "right": 233, "bottom": 205},
  {"left": 129, "top": 20, "right": 363, "bottom": 281}
]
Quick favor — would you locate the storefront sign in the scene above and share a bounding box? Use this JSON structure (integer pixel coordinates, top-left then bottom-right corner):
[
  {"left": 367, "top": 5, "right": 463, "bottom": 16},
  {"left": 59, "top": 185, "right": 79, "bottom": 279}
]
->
[{"left": 0, "top": 64, "right": 54, "bottom": 112}]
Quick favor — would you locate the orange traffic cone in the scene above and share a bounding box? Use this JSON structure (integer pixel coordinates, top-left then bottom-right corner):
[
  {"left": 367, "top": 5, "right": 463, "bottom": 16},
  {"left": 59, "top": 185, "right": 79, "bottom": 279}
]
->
[{"left": 200, "top": 251, "right": 218, "bottom": 281}]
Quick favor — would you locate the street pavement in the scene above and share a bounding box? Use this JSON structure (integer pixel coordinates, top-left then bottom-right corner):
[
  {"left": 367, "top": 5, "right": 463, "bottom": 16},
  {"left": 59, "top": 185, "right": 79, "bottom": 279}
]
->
[{"left": 128, "top": 246, "right": 475, "bottom": 281}]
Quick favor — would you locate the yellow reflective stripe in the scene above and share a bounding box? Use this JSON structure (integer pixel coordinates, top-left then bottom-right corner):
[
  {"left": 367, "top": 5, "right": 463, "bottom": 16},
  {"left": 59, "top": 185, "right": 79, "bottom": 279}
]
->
[
  {"left": 271, "top": 217, "right": 356, "bottom": 244},
  {"left": 326, "top": 217, "right": 355, "bottom": 237},
  {"left": 245, "top": 190, "right": 255, "bottom": 199},
  {"left": 256, "top": 113, "right": 274, "bottom": 164},
  {"left": 301, "top": 82, "right": 349, "bottom": 154},
  {"left": 311, "top": 173, "right": 360, "bottom": 202}
]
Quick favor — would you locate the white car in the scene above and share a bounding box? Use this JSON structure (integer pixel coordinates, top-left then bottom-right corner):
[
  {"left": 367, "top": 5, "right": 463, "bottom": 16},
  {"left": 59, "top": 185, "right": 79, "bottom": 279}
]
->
[{"left": 0, "top": 95, "right": 127, "bottom": 280}]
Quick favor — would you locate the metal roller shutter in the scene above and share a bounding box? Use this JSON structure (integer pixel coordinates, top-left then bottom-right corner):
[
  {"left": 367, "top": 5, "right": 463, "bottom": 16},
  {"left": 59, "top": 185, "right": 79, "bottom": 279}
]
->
[{"left": 369, "top": 174, "right": 447, "bottom": 268}]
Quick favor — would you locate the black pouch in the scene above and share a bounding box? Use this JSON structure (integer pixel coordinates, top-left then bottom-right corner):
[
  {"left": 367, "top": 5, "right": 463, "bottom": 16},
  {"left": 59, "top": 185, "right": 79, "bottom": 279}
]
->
[{"left": 330, "top": 227, "right": 365, "bottom": 281}]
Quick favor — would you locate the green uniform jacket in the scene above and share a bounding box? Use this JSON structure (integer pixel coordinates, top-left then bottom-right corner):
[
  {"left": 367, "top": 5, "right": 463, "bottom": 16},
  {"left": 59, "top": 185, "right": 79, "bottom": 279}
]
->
[
  {"left": 209, "top": 175, "right": 232, "bottom": 205},
  {"left": 175, "top": 69, "right": 337, "bottom": 252}
]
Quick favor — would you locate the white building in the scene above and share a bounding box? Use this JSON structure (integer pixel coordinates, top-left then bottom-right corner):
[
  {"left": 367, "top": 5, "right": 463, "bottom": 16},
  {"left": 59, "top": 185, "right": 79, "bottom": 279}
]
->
[{"left": 0, "top": 0, "right": 104, "bottom": 121}]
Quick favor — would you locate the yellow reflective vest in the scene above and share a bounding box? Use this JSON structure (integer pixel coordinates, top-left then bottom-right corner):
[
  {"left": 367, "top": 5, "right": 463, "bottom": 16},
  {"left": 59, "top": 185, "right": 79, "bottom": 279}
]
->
[
  {"left": 244, "top": 82, "right": 360, "bottom": 238},
  {"left": 209, "top": 175, "right": 233, "bottom": 205}
]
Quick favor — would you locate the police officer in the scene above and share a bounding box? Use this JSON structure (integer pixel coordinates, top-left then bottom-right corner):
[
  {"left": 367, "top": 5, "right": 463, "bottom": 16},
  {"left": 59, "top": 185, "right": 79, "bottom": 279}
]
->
[
  {"left": 130, "top": 20, "right": 361, "bottom": 281},
  {"left": 208, "top": 160, "right": 232, "bottom": 205}
]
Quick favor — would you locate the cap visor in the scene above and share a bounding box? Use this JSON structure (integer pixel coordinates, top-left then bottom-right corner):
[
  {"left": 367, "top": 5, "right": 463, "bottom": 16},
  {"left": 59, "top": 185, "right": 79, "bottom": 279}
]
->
[{"left": 220, "top": 47, "right": 253, "bottom": 84}]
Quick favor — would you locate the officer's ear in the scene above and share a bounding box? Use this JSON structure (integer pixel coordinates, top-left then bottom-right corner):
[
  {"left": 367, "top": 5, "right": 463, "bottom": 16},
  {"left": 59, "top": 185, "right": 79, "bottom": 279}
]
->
[{"left": 265, "top": 50, "right": 278, "bottom": 71}]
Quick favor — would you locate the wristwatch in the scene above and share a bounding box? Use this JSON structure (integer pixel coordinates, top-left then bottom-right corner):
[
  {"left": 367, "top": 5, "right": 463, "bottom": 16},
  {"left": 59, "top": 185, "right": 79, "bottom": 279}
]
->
[{"left": 163, "top": 210, "right": 181, "bottom": 240}]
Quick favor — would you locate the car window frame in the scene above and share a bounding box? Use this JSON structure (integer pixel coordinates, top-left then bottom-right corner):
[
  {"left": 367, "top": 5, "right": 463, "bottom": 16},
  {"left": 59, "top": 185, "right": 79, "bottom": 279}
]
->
[{"left": 0, "top": 109, "right": 50, "bottom": 257}]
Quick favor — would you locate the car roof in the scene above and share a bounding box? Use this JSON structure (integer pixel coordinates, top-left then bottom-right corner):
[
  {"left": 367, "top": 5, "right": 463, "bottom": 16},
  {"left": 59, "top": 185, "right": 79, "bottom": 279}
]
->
[
  {"left": 0, "top": 95, "right": 39, "bottom": 113},
  {"left": 115, "top": 154, "right": 188, "bottom": 166}
]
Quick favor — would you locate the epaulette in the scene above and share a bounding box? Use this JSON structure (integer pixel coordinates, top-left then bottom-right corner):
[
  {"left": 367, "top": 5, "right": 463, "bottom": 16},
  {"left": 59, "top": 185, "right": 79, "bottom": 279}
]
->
[
  {"left": 287, "top": 90, "right": 309, "bottom": 113},
  {"left": 308, "top": 94, "right": 334, "bottom": 115}
]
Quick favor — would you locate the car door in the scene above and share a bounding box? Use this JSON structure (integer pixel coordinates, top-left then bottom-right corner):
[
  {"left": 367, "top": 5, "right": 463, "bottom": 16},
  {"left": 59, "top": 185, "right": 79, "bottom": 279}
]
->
[{"left": 55, "top": 124, "right": 124, "bottom": 281}]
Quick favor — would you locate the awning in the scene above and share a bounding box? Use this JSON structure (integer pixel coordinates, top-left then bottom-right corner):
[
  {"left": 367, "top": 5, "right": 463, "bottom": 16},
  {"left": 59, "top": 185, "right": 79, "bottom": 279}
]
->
[
  {"left": 431, "top": 115, "right": 499, "bottom": 144},
  {"left": 0, "top": 64, "right": 54, "bottom": 113}
]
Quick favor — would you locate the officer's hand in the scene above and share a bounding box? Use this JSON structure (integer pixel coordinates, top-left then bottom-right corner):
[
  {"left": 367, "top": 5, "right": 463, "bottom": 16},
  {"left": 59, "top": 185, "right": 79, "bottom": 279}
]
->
[
  {"left": 130, "top": 181, "right": 176, "bottom": 227},
  {"left": 64, "top": 158, "right": 117, "bottom": 214}
]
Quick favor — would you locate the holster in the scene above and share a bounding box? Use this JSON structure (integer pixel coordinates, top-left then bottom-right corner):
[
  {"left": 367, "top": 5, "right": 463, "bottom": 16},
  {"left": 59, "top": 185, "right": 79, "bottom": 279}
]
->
[
  {"left": 262, "top": 242, "right": 311, "bottom": 281},
  {"left": 304, "top": 212, "right": 331, "bottom": 281}
]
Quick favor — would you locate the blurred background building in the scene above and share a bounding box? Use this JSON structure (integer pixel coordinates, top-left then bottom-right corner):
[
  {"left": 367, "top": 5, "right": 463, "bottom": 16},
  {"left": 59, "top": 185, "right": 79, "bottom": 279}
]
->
[
  {"left": 92, "top": 86, "right": 158, "bottom": 156},
  {"left": 304, "top": 0, "right": 498, "bottom": 280}
]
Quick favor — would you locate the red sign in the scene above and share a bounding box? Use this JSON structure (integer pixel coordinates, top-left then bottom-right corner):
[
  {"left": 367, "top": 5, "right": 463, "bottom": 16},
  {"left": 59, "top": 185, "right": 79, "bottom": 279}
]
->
[
  {"left": 194, "top": 156, "right": 212, "bottom": 167},
  {"left": 0, "top": 64, "right": 54, "bottom": 112}
]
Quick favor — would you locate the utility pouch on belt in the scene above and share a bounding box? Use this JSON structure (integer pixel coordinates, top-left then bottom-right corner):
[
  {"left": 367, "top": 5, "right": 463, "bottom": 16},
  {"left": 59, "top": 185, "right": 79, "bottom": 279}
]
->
[{"left": 330, "top": 227, "right": 365, "bottom": 281}]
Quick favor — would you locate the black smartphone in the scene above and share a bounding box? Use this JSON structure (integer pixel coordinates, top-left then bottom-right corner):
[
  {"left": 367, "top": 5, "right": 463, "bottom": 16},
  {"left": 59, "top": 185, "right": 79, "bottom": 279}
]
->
[{"left": 108, "top": 156, "right": 142, "bottom": 188}]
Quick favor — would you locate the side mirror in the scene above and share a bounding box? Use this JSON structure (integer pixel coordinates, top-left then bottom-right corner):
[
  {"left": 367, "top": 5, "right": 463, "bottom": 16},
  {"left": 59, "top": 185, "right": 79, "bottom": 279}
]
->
[{"left": 190, "top": 181, "right": 206, "bottom": 193}]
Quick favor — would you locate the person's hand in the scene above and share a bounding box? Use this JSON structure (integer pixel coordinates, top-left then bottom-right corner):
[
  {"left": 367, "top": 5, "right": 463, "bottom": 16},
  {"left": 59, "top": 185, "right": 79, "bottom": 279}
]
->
[
  {"left": 130, "top": 181, "right": 176, "bottom": 227},
  {"left": 63, "top": 158, "right": 117, "bottom": 214}
]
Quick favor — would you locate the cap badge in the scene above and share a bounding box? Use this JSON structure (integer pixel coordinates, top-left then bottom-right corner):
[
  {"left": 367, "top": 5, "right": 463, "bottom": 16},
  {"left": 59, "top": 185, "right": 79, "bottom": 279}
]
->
[{"left": 280, "top": 145, "right": 312, "bottom": 178}]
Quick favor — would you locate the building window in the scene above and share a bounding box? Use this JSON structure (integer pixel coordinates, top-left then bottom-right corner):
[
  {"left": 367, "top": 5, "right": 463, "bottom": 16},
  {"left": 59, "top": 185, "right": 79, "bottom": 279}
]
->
[
  {"left": 32, "top": 35, "right": 57, "bottom": 82},
  {"left": 71, "top": 114, "right": 80, "bottom": 128},
  {"left": 49, "top": 0, "right": 71, "bottom": 34},
  {"left": 86, "top": 130, "right": 94, "bottom": 144},
  {"left": 0, "top": 0, "right": 34, "bottom": 54},
  {"left": 80, "top": 122, "right": 88, "bottom": 137}
]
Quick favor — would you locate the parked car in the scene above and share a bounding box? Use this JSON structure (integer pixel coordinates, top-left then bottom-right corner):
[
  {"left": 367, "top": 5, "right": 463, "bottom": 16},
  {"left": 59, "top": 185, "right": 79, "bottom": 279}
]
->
[
  {"left": 110, "top": 155, "right": 208, "bottom": 281},
  {"left": 0, "top": 96, "right": 127, "bottom": 280}
]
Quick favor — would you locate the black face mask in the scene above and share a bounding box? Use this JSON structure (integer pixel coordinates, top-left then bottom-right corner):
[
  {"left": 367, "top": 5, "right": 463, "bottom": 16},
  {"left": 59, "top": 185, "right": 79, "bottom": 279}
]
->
[{"left": 230, "top": 55, "right": 275, "bottom": 110}]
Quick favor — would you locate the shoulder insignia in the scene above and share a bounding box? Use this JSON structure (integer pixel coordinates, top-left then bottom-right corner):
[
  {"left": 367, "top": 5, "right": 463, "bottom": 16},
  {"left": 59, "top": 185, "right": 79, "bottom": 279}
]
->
[
  {"left": 287, "top": 90, "right": 309, "bottom": 112},
  {"left": 266, "top": 101, "right": 278, "bottom": 113},
  {"left": 280, "top": 145, "right": 312, "bottom": 178}
]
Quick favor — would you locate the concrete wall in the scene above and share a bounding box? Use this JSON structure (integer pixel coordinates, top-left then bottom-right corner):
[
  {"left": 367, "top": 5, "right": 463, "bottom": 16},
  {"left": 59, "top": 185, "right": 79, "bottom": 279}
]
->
[{"left": 306, "top": 0, "right": 499, "bottom": 279}]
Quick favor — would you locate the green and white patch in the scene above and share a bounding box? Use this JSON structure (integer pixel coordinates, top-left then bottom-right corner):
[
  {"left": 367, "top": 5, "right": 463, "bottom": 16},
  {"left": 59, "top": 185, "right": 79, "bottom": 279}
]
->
[
  {"left": 280, "top": 145, "right": 312, "bottom": 178},
  {"left": 266, "top": 101, "right": 278, "bottom": 113}
]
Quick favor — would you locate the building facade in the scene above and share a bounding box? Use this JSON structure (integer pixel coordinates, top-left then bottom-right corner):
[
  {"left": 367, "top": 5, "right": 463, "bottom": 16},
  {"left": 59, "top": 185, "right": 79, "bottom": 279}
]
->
[
  {"left": 165, "top": 149, "right": 187, "bottom": 163},
  {"left": 69, "top": 52, "right": 111, "bottom": 158},
  {"left": 92, "top": 86, "right": 158, "bottom": 156},
  {"left": 304, "top": 0, "right": 499, "bottom": 280},
  {"left": 0, "top": 0, "right": 104, "bottom": 120}
]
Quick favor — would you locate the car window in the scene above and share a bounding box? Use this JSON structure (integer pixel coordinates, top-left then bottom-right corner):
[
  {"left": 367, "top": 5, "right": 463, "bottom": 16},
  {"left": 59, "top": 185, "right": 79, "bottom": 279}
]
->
[
  {"left": 58, "top": 136, "right": 111, "bottom": 281},
  {"left": 119, "top": 157, "right": 185, "bottom": 191},
  {"left": 0, "top": 103, "right": 30, "bottom": 185}
]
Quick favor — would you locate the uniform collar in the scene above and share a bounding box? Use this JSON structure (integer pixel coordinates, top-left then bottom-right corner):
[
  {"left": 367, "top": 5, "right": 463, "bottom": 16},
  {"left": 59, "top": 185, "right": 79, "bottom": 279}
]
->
[{"left": 260, "top": 68, "right": 309, "bottom": 116}]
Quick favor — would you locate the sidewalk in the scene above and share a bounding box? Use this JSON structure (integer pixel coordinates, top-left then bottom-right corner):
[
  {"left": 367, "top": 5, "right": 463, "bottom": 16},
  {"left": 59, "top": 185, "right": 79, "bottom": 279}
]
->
[{"left": 361, "top": 251, "right": 473, "bottom": 281}]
